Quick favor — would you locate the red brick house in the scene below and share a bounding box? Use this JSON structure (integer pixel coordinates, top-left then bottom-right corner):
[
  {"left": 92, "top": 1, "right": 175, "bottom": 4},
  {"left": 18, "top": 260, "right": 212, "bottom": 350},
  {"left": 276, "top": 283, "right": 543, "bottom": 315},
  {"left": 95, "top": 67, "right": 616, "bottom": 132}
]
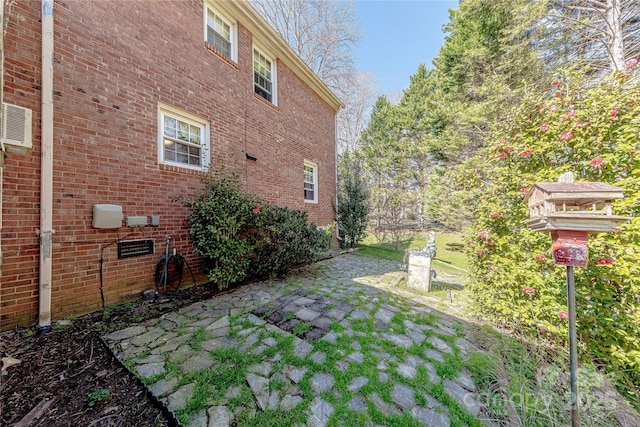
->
[{"left": 0, "top": 0, "right": 341, "bottom": 331}]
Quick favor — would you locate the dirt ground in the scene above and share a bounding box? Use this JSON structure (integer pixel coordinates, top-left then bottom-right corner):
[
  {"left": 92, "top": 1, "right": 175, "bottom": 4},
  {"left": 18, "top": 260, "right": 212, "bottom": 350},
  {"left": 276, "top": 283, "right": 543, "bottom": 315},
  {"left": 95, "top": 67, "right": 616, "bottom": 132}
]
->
[{"left": 0, "top": 283, "right": 222, "bottom": 427}]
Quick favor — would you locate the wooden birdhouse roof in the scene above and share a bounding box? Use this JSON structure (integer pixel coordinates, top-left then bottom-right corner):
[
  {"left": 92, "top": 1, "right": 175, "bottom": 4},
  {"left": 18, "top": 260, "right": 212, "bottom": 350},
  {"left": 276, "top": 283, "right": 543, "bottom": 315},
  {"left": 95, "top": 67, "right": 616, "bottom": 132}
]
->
[{"left": 524, "top": 182, "right": 625, "bottom": 205}]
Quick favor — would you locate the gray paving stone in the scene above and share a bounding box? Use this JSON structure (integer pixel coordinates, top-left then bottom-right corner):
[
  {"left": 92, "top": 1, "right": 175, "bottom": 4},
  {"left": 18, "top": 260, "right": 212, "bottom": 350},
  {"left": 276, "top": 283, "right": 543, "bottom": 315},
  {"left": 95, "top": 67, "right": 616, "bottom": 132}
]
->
[
  {"left": 427, "top": 336, "right": 453, "bottom": 354},
  {"left": 287, "top": 366, "right": 308, "bottom": 384},
  {"left": 136, "top": 354, "right": 165, "bottom": 365},
  {"left": 349, "top": 395, "right": 368, "bottom": 413},
  {"left": 347, "top": 376, "right": 368, "bottom": 392},
  {"left": 391, "top": 383, "right": 416, "bottom": 410},
  {"left": 136, "top": 362, "right": 165, "bottom": 378},
  {"left": 368, "top": 392, "right": 400, "bottom": 416},
  {"left": 148, "top": 376, "right": 179, "bottom": 398},
  {"left": 207, "top": 406, "right": 234, "bottom": 427},
  {"left": 294, "top": 296, "right": 316, "bottom": 305},
  {"left": 443, "top": 379, "right": 481, "bottom": 416},
  {"left": 188, "top": 409, "right": 207, "bottom": 427},
  {"left": 166, "top": 382, "right": 194, "bottom": 412},
  {"left": 424, "top": 348, "right": 445, "bottom": 363},
  {"left": 320, "top": 330, "right": 338, "bottom": 343},
  {"left": 263, "top": 337, "right": 278, "bottom": 347},
  {"left": 454, "top": 337, "right": 476, "bottom": 360},
  {"left": 308, "top": 398, "right": 334, "bottom": 427},
  {"left": 424, "top": 361, "right": 441, "bottom": 384},
  {"left": 381, "top": 332, "right": 413, "bottom": 349},
  {"left": 348, "top": 352, "right": 364, "bottom": 364},
  {"left": 183, "top": 353, "right": 214, "bottom": 374},
  {"left": 407, "top": 328, "right": 426, "bottom": 345},
  {"left": 152, "top": 334, "right": 190, "bottom": 354},
  {"left": 349, "top": 308, "right": 369, "bottom": 320},
  {"left": 310, "top": 372, "right": 334, "bottom": 393},
  {"left": 411, "top": 406, "right": 450, "bottom": 427},
  {"left": 280, "top": 394, "right": 303, "bottom": 411},
  {"left": 293, "top": 337, "right": 313, "bottom": 358},
  {"left": 324, "top": 308, "right": 347, "bottom": 321},
  {"left": 240, "top": 332, "right": 260, "bottom": 351},
  {"left": 296, "top": 307, "right": 321, "bottom": 321},
  {"left": 246, "top": 373, "right": 269, "bottom": 411},
  {"left": 374, "top": 307, "right": 395, "bottom": 323},
  {"left": 335, "top": 360, "right": 349, "bottom": 371},
  {"left": 268, "top": 389, "right": 281, "bottom": 410},
  {"left": 454, "top": 370, "right": 477, "bottom": 392},
  {"left": 311, "top": 351, "right": 327, "bottom": 364},
  {"left": 201, "top": 336, "right": 238, "bottom": 351},
  {"left": 248, "top": 362, "right": 272, "bottom": 377},
  {"left": 168, "top": 344, "right": 193, "bottom": 364},
  {"left": 397, "top": 363, "right": 417, "bottom": 380},
  {"left": 130, "top": 327, "right": 166, "bottom": 347},
  {"left": 379, "top": 372, "right": 389, "bottom": 383},
  {"left": 107, "top": 325, "right": 147, "bottom": 341},
  {"left": 247, "top": 313, "right": 266, "bottom": 326}
]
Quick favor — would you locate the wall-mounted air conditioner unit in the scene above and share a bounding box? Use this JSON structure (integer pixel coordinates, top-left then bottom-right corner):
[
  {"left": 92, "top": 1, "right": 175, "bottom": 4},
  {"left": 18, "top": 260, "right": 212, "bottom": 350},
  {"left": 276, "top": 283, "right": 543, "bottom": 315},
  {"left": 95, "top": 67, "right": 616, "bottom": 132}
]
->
[{"left": 1, "top": 102, "right": 33, "bottom": 155}]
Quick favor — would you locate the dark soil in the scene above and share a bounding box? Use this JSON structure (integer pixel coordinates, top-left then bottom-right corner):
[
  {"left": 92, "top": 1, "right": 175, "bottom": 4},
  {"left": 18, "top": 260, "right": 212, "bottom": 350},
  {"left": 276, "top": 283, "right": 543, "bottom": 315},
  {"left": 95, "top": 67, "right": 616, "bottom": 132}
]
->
[{"left": 0, "top": 282, "right": 223, "bottom": 427}]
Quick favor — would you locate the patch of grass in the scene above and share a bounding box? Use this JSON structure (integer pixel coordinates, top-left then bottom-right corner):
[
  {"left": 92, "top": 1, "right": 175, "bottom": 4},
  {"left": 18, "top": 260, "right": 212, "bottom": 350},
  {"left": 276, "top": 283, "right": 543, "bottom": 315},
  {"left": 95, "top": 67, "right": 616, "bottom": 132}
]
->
[
  {"left": 293, "top": 322, "right": 312, "bottom": 336},
  {"left": 187, "top": 327, "right": 211, "bottom": 351}
]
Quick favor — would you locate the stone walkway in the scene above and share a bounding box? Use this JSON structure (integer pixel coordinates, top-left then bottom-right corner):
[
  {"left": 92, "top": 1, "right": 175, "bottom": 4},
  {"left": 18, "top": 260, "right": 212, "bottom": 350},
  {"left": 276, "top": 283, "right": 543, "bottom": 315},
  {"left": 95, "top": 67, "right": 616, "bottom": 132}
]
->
[{"left": 105, "top": 254, "right": 492, "bottom": 426}]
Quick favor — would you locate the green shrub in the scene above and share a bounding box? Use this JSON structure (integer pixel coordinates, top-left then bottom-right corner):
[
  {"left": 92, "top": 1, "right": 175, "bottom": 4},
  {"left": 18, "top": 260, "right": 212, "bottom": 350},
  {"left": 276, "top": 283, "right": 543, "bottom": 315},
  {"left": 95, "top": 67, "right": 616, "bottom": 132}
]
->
[
  {"left": 179, "top": 167, "right": 330, "bottom": 288},
  {"left": 465, "top": 69, "right": 640, "bottom": 404}
]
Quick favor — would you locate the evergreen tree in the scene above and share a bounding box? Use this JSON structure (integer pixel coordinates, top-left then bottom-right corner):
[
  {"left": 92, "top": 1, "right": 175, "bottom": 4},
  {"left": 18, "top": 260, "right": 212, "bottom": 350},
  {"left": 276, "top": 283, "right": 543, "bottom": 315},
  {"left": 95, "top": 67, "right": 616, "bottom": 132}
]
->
[{"left": 336, "top": 151, "right": 369, "bottom": 248}]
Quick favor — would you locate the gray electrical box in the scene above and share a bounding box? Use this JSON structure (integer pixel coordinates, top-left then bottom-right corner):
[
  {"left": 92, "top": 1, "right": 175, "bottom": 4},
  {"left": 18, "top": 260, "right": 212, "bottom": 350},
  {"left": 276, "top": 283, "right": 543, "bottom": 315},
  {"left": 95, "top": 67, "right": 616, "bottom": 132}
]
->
[
  {"left": 93, "top": 204, "right": 123, "bottom": 229},
  {"left": 126, "top": 215, "right": 148, "bottom": 227},
  {"left": 151, "top": 215, "right": 160, "bottom": 226}
]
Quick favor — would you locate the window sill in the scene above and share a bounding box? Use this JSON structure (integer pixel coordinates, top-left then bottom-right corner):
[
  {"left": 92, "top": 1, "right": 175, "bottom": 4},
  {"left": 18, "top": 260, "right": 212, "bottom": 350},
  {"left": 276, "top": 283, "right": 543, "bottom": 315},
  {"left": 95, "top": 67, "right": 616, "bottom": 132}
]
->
[
  {"left": 253, "top": 92, "right": 279, "bottom": 110},
  {"left": 204, "top": 42, "right": 239, "bottom": 69},
  {"left": 304, "top": 199, "right": 318, "bottom": 205},
  {"left": 159, "top": 162, "right": 208, "bottom": 176}
]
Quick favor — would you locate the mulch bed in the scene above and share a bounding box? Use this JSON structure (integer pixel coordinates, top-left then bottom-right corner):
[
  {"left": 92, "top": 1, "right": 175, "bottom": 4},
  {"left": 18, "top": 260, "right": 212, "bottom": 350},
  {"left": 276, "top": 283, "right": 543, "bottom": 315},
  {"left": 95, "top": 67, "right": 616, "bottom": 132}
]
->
[{"left": 0, "top": 283, "right": 223, "bottom": 427}]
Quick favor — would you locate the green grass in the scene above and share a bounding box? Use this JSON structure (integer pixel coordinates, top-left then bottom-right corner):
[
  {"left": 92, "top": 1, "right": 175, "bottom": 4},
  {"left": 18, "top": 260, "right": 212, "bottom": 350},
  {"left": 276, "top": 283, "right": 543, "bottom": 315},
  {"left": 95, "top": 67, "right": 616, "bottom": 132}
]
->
[{"left": 358, "top": 231, "right": 468, "bottom": 271}]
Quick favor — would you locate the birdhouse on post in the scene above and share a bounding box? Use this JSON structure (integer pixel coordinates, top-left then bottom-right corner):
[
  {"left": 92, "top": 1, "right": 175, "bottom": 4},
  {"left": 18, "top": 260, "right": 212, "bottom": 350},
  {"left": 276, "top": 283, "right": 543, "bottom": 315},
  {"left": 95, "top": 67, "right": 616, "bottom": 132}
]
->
[{"left": 524, "top": 172, "right": 628, "bottom": 267}]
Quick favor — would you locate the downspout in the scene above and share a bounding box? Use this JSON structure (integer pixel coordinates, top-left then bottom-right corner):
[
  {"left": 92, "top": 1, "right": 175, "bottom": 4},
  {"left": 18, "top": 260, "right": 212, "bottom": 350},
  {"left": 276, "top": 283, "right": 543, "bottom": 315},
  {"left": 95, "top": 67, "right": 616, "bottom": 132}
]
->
[
  {"left": 334, "top": 112, "right": 340, "bottom": 247},
  {"left": 38, "top": 0, "right": 54, "bottom": 334},
  {"left": 0, "top": 0, "right": 5, "bottom": 273}
]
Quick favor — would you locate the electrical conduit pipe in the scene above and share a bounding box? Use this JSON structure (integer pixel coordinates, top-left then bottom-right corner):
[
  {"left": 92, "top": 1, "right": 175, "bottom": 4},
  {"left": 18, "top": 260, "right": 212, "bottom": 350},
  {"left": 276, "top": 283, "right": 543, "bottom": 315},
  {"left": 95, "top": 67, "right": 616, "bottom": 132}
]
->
[{"left": 38, "top": 0, "right": 54, "bottom": 334}]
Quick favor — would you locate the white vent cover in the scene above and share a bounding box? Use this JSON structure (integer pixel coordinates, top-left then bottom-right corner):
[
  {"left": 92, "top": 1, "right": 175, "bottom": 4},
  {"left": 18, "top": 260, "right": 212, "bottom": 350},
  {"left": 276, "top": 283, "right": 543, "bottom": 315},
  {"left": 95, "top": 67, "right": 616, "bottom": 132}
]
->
[{"left": 1, "top": 102, "right": 33, "bottom": 155}]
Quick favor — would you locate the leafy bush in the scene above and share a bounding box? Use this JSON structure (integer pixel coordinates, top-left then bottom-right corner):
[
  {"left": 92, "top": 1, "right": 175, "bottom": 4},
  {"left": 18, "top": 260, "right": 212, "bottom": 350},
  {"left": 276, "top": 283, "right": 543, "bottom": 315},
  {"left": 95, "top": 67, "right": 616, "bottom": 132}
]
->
[
  {"left": 179, "top": 167, "right": 330, "bottom": 288},
  {"left": 465, "top": 68, "right": 640, "bottom": 403}
]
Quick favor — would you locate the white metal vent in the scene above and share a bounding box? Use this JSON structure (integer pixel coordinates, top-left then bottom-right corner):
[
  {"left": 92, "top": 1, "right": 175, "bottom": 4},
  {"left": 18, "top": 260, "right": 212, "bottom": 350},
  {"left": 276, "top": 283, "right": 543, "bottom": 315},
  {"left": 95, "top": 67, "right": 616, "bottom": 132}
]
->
[{"left": 1, "top": 102, "right": 33, "bottom": 155}]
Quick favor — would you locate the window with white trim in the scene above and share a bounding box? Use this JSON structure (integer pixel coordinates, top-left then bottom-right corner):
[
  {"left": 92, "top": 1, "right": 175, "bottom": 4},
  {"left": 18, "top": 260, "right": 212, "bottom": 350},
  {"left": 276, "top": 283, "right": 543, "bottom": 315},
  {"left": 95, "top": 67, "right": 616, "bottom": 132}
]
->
[
  {"left": 205, "top": 6, "right": 236, "bottom": 62},
  {"left": 304, "top": 161, "right": 318, "bottom": 203},
  {"left": 254, "top": 48, "right": 276, "bottom": 103},
  {"left": 159, "top": 105, "right": 209, "bottom": 171}
]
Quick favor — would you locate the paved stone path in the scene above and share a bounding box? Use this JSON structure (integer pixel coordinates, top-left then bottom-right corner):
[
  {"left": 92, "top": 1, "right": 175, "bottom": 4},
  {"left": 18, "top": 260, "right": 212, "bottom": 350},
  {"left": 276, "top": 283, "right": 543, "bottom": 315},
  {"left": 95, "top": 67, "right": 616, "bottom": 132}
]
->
[{"left": 105, "top": 254, "right": 493, "bottom": 426}]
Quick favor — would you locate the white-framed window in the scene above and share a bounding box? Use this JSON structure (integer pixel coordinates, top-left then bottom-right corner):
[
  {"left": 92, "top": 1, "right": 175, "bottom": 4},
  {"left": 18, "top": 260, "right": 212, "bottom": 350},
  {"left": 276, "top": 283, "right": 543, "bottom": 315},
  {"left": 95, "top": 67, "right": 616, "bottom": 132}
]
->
[
  {"left": 304, "top": 161, "right": 318, "bottom": 203},
  {"left": 158, "top": 104, "right": 210, "bottom": 171},
  {"left": 205, "top": 5, "right": 237, "bottom": 62},
  {"left": 253, "top": 47, "right": 277, "bottom": 104}
]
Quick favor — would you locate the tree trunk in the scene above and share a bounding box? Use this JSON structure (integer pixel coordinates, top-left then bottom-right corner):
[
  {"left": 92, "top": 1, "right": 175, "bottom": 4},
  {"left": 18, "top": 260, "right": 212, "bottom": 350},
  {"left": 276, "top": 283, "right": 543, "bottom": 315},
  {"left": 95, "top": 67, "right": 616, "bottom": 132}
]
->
[{"left": 606, "top": 0, "right": 625, "bottom": 71}]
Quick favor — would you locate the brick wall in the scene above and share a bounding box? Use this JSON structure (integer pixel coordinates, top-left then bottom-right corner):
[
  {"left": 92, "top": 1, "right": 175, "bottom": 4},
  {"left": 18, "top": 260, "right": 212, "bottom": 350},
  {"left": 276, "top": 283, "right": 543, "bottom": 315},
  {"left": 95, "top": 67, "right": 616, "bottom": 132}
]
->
[{"left": 0, "top": 0, "right": 337, "bottom": 330}]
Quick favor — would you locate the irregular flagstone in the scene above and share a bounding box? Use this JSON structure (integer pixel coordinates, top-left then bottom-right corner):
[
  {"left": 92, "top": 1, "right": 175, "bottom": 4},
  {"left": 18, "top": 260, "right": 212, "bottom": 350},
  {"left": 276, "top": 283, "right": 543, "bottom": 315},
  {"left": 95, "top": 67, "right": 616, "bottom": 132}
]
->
[
  {"left": 267, "top": 389, "right": 281, "bottom": 410},
  {"left": 454, "top": 370, "right": 477, "bottom": 392},
  {"left": 246, "top": 373, "right": 269, "bottom": 411},
  {"left": 201, "top": 336, "right": 238, "bottom": 351},
  {"left": 348, "top": 352, "right": 364, "bottom": 364},
  {"left": 374, "top": 307, "right": 395, "bottom": 323},
  {"left": 391, "top": 383, "right": 416, "bottom": 410},
  {"left": 454, "top": 337, "right": 476, "bottom": 360},
  {"left": 136, "top": 362, "right": 165, "bottom": 378},
  {"left": 136, "top": 354, "right": 165, "bottom": 365},
  {"left": 308, "top": 398, "right": 334, "bottom": 427},
  {"left": 423, "top": 361, "right": 441, "bottom": 384},
  {"left": 183, "top": 353, "right": 214, "bottom": 374},
  {"left": 152, "top": 334, "right": 190, "bottom": 354},
  {"left": 207, "top": 406, "right": 234, "bottom": 427},
  {"left": 427, "top": 336, "right": 453, "bottom": 354},
  {"left": 248, "top": 362, "right": 272, "bottom": 377},
  {"left": 293, "top": 337, "right": 313, "bottom": 358},
  {"left": 240, "top": 332, "right": 260, "bottom": 351},
  {"left": 381, "top": 332, "right": 413, "bottom": 349},
  {"left": 406, "top": 328, "right": 426, "bottom": 345},
  {"left": 148, "top": 376, "right": 179, "bottom": 398},
  {"left": 106, "top": 325, "right": 147, "bottom": 341},
  {"left": 424, "top": 348, "right": 445, "bottom": 363},
  {"left": 280, "top": 394, "right": 303, "bottom": 411},
  {"left": 411, "top": 406, "right": 450, "bottom": 427},
  {"left": 443, "top": 379, "right": 481, "bottom": 416},
  {"left": 310, "top": 372, "right": 334, "bottom": 393},
  {"left": 296, "top": 307, "right": 321, "bottom": 321},
  {"left": 311, "top": 352, "right": 327, "bottom": 364},
  {"left": 168, "top": 344, "right": 193, "bottom": 364},
  {"left": 166, "top": 382, "right": 195, "bottom": 413},
  {"left": 397, "top": 363, "right": 417, "bottom": 380},
  {"left": 368, "top": 393, "right": 400, "bottom": 416},
  {"left": 130, "top": 327, "right": 166, "bottom": 347},
  {"left": 206, "top": 315, "right": 230, "bottom": 335},
  {"left": 188, "top": 410, "right": 207, "bottom": 427},
  {"left": 286, "top": 366, "right": 308, "bottom": 384},
  {"left": 349, "top": 395, "right": 368, "bottom": 413},
  {"left": 349, "top": 308, "right": 370, "bottom": 320},
  {"left": 348, "top": 376, "right": 368, "bottom": 392}
]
